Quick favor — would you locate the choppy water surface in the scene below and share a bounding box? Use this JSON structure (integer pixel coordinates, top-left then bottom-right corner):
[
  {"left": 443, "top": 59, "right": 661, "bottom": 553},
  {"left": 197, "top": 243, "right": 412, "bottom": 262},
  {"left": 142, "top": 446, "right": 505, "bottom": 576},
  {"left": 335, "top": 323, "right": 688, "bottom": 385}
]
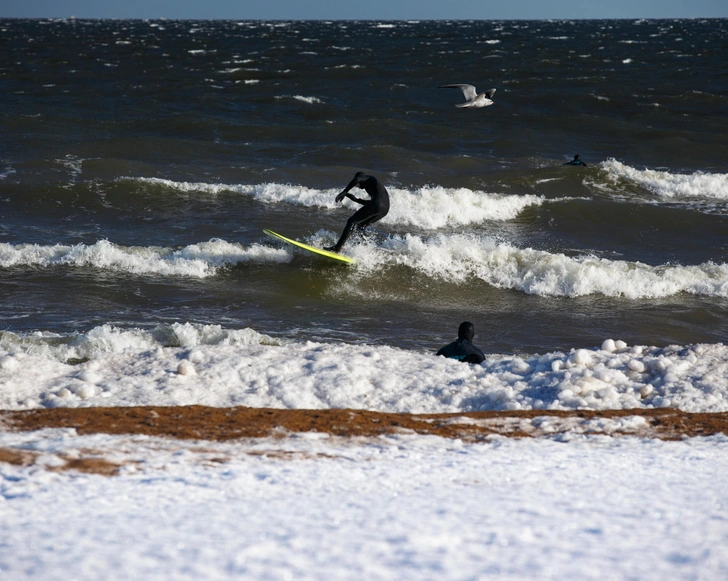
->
[{"left": 1, "top": 18, "right": 728, "bottom": 357}]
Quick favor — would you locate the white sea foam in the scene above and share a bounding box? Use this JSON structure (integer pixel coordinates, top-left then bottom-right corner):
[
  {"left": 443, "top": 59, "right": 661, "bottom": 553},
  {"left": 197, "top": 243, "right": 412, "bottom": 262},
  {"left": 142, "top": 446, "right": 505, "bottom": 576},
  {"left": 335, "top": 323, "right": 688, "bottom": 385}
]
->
[
  {"left": 1, "top": 323, "right": 727, "bottom": 413},
  {"left": 275, "top": 95, "right": 325, "bottom": 104},
  {"left": 0, "top": 239, "right": 289, "bottom": 277},
  {"left": 4, "top": 233, "right": 728, "bottom": 298},
  {"left": 0, "top": 323, "right": 279, "bottom": 363},
  {"left": 385, "top": 187, "right": 544, "bottom": 229},
  {"left": 601, "top": 159, "right": 728, "bottom": 201},
  {"left": 0, "top": 166, "right": 16, "bottom": 180},
  {"left": 127, "top": 178, "right": 545, "bottom": 229},
  {"left": 347, "top": 233, "right": 728, "bottom": 299}
]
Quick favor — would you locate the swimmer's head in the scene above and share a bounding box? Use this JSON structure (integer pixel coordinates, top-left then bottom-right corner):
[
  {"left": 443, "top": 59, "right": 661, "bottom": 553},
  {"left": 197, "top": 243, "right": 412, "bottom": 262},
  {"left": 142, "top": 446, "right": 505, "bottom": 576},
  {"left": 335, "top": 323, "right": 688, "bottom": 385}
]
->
[{"left": 458, "top": 321, "right": 475, "bottom": 341}]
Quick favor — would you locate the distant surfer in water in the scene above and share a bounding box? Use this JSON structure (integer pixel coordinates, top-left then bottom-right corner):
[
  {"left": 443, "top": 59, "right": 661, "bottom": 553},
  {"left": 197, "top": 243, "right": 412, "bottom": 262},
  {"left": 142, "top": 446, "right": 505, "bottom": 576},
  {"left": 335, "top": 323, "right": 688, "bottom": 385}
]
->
[
  {"left": 564, "top": 154, "right": 588, "bottom": 167},
  {"left": 324, "top": 171, "right": 390, "bottom": 253},
  {"left": 436, "top": 321, "right": 486, "bottom": 364}
]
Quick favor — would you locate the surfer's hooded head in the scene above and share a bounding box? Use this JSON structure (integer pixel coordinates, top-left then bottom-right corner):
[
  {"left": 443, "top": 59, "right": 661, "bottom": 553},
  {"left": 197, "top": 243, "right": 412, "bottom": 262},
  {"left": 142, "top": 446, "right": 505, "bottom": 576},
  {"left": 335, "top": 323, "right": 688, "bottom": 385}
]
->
[
  {"left": 458, "top": 321, "right": 475, "bottom": 341},
  {"left": 354, "top": 171, "right": 368, "bottom": 187}
]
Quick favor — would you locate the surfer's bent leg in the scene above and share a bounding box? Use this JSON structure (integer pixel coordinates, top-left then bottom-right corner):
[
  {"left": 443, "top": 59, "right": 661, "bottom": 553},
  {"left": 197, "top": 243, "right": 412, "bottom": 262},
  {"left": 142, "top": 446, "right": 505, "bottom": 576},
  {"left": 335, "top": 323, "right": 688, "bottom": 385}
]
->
[{"left": 326, "top": 204, "right": 383, "bottom": 252}]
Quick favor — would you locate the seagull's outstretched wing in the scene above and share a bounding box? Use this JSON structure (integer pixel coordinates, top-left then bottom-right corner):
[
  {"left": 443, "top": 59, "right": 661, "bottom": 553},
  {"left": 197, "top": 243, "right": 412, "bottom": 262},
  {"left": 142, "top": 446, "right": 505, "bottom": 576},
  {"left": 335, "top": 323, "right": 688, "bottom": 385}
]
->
[
  {"left": 439, "top": 84, "right": 477, "bottom": 101},
  {"left": 484, "top": 88, "right": 496, "bottom": 99}
]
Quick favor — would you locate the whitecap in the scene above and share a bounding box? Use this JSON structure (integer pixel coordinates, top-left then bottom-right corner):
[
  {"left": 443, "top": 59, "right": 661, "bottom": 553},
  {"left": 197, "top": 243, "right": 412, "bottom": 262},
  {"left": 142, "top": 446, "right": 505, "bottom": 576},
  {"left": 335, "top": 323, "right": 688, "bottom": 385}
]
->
[
  {"left": 601, "top": 159, "right": 728, "bottom": 201},
  {"left": 0, "top": 239, "right": 289, "bottom": 277},
  {"left": 0, "top": 166, "right": 16, "bottom": 180},
  {"left": 346, "top": 233, "right": 728, "bottom": 299},
  {"left": 275, "top": 95, "right": 325, "bottom": 104},
  {"left": 0, "top": 323, "right": 282, "bottom": 364},
  {"left": 384, "top": 187, "right": 544, "bottom": 229},
  {"left": 124, "top": 178, "right": 546, "bottom": 229}
]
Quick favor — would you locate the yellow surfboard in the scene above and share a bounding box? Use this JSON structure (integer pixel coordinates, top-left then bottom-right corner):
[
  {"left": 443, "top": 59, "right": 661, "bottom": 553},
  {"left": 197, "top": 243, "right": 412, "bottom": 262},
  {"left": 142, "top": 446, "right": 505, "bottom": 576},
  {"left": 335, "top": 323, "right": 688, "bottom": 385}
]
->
[{"left": 263, "top": 229, "right": 355, "bottom": 264}]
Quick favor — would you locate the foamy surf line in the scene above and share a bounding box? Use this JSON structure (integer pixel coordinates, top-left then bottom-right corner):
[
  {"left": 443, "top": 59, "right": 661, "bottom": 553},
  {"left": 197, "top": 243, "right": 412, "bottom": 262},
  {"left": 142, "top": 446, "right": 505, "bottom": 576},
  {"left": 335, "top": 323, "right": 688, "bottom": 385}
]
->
[
  {"left": 123, "top": 177, "right": 546, "bottom": 228},
  {"left": 0, "top": 239, "right": 289, "bottom": 277},
  {"left": 346, "top": 233, "right": 728, "bottom": 299},
  {"left": 600, "top": 159, "right": 728, "bottom": 202},
  {"left": 1, "top": 323, "right": 727, "bottom": 413},
  {"left": 4, "top": 234, "right": 728, "bottom": 298}
]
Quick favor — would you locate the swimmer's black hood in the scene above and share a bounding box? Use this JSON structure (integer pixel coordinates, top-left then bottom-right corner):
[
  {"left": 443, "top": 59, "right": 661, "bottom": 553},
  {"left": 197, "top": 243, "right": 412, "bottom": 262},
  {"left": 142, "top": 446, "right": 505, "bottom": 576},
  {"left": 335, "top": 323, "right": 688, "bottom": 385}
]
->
[{"left": 458, "top": 321, "right": 475, "bottom": 341}]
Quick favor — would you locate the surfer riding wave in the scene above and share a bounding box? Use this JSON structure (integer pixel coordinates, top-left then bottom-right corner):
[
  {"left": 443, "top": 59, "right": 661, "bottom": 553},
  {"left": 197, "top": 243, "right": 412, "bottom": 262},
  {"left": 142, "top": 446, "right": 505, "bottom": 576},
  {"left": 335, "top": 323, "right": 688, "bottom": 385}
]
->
[{"left": 325, "top": 172, "right": 390, "bottom": 253}]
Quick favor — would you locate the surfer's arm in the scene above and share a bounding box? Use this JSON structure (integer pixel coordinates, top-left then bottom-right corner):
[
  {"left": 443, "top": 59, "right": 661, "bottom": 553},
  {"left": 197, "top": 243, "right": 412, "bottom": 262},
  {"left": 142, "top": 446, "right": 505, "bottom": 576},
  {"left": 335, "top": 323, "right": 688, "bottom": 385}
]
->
[
  {"left": 345, "top": 193, "right": 367, "bottom": 204},
  {"left": 335, "top": 191, "right": 366, "bottom": 204},
  {"left": 335, "top": 175, "right": 365, "bottom": 202}
]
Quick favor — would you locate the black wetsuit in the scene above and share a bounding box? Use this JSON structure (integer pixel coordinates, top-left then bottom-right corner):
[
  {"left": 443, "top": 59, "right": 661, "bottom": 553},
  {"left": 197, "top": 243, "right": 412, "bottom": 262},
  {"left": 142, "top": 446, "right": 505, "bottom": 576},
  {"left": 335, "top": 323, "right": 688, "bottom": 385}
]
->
[
  {"left": 564, "top": 156, "right": 588, "bottom": 167},
  {"left": 328, "top": 172, "right": 390, "bottom": 252},
  {"left": 436, "top": 338, "right": 486, "bottom": 364}
]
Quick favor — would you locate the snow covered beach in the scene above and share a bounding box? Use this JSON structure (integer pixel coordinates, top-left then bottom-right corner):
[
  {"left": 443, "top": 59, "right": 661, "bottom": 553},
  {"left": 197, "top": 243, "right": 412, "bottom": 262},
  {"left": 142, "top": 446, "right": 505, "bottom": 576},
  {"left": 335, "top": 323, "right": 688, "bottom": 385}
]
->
[
  {"left": 2, "top": 326, "right": 728, "bottom": 579},
  {"left": 2, "top": 406, "right": 728, "bottom": 580},
  {"left": 2, "top": 325, "right": 728, "bottom": 579},
  {"left": 0, "top": 324, "right": 728, "bottom": 581}
]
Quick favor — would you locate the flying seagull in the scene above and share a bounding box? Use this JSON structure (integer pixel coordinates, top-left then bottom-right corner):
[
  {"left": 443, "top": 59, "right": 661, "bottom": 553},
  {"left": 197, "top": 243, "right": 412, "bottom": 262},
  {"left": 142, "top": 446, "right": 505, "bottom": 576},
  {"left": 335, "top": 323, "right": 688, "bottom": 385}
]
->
[{"left": 439, "top": 84, "right": 496, "bottom": 108}]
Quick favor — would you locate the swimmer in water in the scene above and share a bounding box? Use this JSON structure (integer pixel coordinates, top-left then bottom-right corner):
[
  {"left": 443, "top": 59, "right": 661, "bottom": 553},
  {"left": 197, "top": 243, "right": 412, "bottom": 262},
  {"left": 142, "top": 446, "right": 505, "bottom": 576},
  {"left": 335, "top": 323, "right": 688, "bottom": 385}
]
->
[
  {"left": 564, "top": 154, "right": 588, "bottom": 167},
  {"left": 325, "top": 172, "right": 390, "bottom": 253},
  {"left": 436, "top": 321, "right": 486, "bottom": 364}
]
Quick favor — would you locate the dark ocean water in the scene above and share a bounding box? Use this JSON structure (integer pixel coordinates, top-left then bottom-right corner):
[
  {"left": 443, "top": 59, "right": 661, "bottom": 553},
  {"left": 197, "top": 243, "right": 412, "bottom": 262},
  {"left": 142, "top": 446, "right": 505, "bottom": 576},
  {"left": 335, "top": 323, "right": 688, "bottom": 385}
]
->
[{"left": 1, "top": 18, "right": 728, "bottom": 355}]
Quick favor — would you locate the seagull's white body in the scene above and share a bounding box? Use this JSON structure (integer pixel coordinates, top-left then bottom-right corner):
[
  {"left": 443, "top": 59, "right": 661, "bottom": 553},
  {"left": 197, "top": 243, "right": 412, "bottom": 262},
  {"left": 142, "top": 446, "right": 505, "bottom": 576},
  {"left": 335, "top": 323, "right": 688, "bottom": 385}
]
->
[{"left": 439, "top": 84, "right": 496, "bottom": 108}]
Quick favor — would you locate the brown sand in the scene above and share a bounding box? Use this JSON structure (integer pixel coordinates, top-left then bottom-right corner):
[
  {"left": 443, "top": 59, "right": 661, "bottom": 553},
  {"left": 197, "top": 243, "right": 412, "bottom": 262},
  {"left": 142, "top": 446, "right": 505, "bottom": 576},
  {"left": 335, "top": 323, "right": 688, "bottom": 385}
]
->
[
  {"left": 2, "top": 405, "right": 727, "bottom": 441},
  {"left": 2, "top": 407, "right": 726, "bottom": 477}
]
